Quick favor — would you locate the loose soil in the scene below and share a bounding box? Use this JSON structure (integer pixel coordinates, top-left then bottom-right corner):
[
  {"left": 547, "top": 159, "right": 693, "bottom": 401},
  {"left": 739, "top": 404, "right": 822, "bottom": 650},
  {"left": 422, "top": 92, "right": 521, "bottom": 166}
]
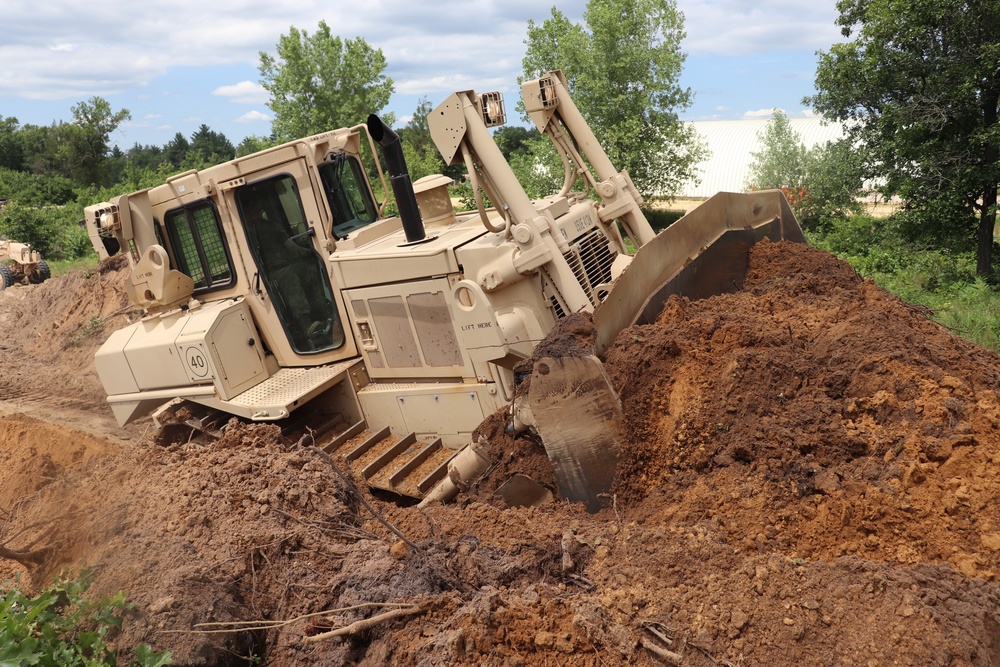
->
[{"left": 1, "top": 240, "right": 998, "bottom": 666}]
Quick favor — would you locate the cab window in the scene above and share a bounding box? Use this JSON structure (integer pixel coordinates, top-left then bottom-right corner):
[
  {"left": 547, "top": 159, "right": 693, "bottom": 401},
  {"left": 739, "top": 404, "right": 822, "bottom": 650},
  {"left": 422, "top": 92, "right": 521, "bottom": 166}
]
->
[
  {"left": 164, "top": 201, "right": 234, "bottom": 291},
  {"left": 319, "top": 153, "right": 379, "bottom": 238}
]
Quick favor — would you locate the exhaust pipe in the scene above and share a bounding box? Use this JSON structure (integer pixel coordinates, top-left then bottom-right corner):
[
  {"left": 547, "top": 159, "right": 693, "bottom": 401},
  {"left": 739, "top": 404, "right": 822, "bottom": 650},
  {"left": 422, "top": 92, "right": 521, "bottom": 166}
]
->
[{"left": 367, "top": 114, "right": 426, "bottom": 244}]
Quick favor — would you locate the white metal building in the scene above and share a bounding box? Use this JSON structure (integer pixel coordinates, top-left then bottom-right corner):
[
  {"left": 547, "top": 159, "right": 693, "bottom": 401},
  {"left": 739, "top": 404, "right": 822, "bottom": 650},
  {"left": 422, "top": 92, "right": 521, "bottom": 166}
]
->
[{"left": 677, "top": 118, "right": 848, "bottom": 199}]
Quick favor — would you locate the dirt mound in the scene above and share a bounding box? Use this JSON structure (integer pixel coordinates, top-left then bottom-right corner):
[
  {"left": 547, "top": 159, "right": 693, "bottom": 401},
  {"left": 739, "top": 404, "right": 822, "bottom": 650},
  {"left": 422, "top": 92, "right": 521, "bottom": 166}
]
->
[
  {"left": 0, "top": 256, "right": 142, "bottom": 438},
  {"left": 1, "top": 244, "right": 999, "bottom": 666},
  {"left": 603, "top": 240, "right": 1000, "bottom": 578}
]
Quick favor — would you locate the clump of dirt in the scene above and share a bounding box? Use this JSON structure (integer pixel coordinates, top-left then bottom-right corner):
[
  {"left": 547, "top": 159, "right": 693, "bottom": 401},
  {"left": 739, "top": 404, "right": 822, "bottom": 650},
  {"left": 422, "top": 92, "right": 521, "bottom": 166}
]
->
[{"left": 1, "top": 243, "right": 999, "bottom": 666}]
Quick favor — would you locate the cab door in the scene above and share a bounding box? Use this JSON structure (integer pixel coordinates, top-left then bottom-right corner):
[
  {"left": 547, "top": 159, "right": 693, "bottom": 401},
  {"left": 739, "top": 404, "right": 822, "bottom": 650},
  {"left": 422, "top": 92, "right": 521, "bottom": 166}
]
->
[{"left": 230, "top": 161, "right": 352, "bottom": 366}]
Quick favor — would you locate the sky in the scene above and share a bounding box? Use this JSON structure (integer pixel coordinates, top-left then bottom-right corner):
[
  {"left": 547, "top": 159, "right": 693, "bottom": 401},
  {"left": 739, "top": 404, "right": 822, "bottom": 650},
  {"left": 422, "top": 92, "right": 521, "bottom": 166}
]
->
[{"left": 1, "top": 0, "right": 845, "bottom": 151}]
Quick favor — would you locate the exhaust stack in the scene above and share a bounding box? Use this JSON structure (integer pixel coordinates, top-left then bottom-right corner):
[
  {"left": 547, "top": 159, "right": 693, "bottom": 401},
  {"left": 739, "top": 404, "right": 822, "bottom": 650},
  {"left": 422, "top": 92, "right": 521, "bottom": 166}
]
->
[{"left": 367, "top": 114, "right": 427, "bottom": 244}]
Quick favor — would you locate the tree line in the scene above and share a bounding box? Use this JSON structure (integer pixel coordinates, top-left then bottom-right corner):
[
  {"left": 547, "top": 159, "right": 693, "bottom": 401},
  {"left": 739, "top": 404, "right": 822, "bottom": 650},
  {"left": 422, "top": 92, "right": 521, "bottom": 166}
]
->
[{"left": 3, "top": 0, "right": 1000, "bottom": 283}]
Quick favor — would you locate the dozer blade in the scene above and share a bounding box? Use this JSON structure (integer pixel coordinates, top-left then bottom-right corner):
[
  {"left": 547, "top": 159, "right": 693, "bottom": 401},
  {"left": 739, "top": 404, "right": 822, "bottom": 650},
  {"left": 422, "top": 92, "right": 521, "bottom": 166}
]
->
[
  {"left": 527, "top": 191, "right": 804, "bottom": 512},
  {"left": 593, "top": 189, "right": 805, "bottom": 355},
  {"left": 526, "top": 355, "right": 625, "bottom": 513}
]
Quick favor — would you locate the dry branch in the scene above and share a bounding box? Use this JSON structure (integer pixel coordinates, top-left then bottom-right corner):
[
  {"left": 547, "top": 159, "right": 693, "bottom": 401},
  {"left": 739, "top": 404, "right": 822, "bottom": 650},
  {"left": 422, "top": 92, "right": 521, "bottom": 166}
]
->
[
  {"left": 641, "top": 637, "right": 684, "bottom": 665},
  {"left": 303, "top": 605, "right": 424, "bottom": 643},
  {"left": 166, "top": 602, "right": 419, "bottom": 636},
  {"left": 307, "top": 441, "right": 421, "bottom": 551}
]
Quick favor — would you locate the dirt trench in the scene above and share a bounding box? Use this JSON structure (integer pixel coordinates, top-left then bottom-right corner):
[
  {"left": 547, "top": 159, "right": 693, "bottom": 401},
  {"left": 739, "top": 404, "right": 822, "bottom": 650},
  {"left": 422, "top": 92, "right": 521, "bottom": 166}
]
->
[{"left": 1, "top": 241, "right": 999, "bottom": 666}]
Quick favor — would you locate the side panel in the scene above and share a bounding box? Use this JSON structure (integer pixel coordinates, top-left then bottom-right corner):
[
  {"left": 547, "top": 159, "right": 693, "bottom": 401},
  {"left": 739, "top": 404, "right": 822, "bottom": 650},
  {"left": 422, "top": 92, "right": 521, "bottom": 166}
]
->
[
  {"left": 176, "top": 301, "right": 269, "bottom": 401},
  {"left": 357, "top": 382, "right": 503, "bottom": 448},
  {"left": 345, "top": 278, "right": 470, "bottom": 380}
]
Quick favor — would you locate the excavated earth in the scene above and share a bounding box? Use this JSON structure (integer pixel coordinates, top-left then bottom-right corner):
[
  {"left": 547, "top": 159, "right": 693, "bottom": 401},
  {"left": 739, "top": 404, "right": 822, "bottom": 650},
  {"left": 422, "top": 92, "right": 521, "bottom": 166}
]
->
[{"left": 1, "top": 240, "right": 999, "bottom": 666}]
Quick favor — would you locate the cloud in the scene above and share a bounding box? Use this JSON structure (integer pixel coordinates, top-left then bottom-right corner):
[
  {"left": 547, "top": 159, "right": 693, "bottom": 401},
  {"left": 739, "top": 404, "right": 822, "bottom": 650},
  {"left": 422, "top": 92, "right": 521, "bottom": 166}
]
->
[
  {"left": 236, "top": 110, "right": 270, "bottom": 124},
  {"left": 743, "top": 108, "right": 784, "bottom": 118},
  {"left": 213, "top": 81, "right": 268, "bottom": 105},
  {"left": 2, "top": 0, "right": 843, "bottom": 147},
  {"left": 678, "top": 0, "right": 841, "bottom": 56}
]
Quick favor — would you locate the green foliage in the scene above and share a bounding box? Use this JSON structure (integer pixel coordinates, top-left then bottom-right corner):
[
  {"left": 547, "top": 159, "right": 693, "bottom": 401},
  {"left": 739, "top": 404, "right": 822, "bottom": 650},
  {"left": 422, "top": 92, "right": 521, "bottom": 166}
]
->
[
  {"left": 813, "top": 211, "right": 1000, "bottom": 351},
  {"left": 188, "top": 125, "right": 235, "bottom": 164},
  {"left": 522, "top": 0, "right": 707, "bottom": 197},
  {"left": 236, "top": 135, "right": 278, "bottom": 157},
  {"left": 259, "top": 22, "right": 394, "bottom": 141},
  {"left": 122, "top": 144, "right": 165, "bottom": 172},
  {"left": 745, "top": 111, "right": 809, "bottom": 192},
  {"left": 60, "top": 223, "right": 97, "bottom": 261},
  {"left": 67, "top": 98, "right": 132, "bottom": 188},
  {"left": 795, "top": 139, "right": 864, "bottom": 230},
  {"left": 641, "top": 206, "right": 685, "bottom": 232},
  {"left": 890, "top": 196, "right": 979, "bottom": 254},
  {"left": 492, "top": 126, "right": 540, "bottom": 161},
  {"left": 746, "top": 113, "right": 864, "bottom": 230},
  {"left": 70, "top": 316, "right": 105, "bottom": 346},
  {"left": 0, "top": 202, "right": 67, "bottom": 258},
  {"left": 506, "top": 135, "right": 564, "bottom": 200},
  {"left": 0, "top": 573, "right": 171, "bottom": 667},
  {"left": 162, "top": 133, "right": 190, "bottom": 168},
  {"left": 0, "top": 117, "right": 26, "bottom": 171},
  {"left": 0, "top": 199, "right": 93, "bottom": 262},
  {"left": 0, "top": 168, "right": 76, "bottom": 207},
  {"left": 399, "top": 98, "right": 448, "bottom": 183},
  {"left": 808, "top": 0, "right": 1000, "bottom": 275},
  {"left": 109, "top": 161, "right": 179, "bottom": 195}
]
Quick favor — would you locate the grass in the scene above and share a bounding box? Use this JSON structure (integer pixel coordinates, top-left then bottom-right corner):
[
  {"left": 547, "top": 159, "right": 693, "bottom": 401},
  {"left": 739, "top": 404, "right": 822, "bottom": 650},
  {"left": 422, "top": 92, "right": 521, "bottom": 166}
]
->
[
  {"left": 48, "top": 255, "right": 100, "bottom": 278},
  {"left": 809, "top": 216, "right": 1000, "bottom": 353}
]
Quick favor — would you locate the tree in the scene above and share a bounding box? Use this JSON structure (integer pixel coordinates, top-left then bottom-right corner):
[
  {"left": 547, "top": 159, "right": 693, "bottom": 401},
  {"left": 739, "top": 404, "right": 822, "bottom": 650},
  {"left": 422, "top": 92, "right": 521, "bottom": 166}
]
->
[
  {"left": 125, "top": 143, "right": 166, "bottom": 171},
  {"left": 259, "top": 22, "right": 394, "bottom": 141},
  {"left": 0, "top": 116, "right": 25, "bottom": 171},
  {"left": 745, "top": 111, "right": 809, "bottom": 192},
  {"left": 522, "top": 0, "right": 706, "bottom": 197},
  {"left": 399, "top": 98, "right": 450, "bottom": 183},
  {"left": 807, "top": 0, "right": 1000, "bottom": 276},
  {"left": 163, "top": 133, "right": 191, "bottom": 168},
  {"left": 189, "top": 124, "right": 235, "bottom": 164},
  {"left": 492, "top": 126, "right": 540, "bottom": 161},
  {"left": 237, "top": 135, "right": 278, "bottom": 157},
  {"left": 67, "top": 97, "right": 131, "bottom": 187},
  {"left": 746, "top": 112, "right": 863, "bottom": 230},
  {"left": 0, "top": 201, "right": 70, "bottom": 258},
  {"left": 0, "top": 168, "right": 75, "bottom": 207}
]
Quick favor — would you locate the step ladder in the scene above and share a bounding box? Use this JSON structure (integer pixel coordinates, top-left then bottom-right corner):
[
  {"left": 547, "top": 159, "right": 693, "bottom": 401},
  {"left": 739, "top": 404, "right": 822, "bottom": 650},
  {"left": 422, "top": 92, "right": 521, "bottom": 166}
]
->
[{"left": 321, "top": 422, "right": 457, "bottom": 500}]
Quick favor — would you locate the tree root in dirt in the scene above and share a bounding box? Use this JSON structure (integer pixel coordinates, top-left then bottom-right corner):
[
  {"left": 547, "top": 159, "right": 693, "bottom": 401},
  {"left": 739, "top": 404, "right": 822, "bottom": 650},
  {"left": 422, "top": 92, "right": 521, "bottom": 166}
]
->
[
  {"left": 303, "top": 604, "right": 424, "bottom": 643},
  {"left": 168, "top": 602, "right": 424, "bottom": 639},
  {"left": 303, "top": 434, "right": 421, "bottom": 551},
  {"left": 640, "top": 637, "right": 683, "bottom": 665},
  {"left": 0, "top": 544, "right": 50, "bottom": 567},
  {"left": 0, "top": 514, "right": 66, "bottom": 568}
]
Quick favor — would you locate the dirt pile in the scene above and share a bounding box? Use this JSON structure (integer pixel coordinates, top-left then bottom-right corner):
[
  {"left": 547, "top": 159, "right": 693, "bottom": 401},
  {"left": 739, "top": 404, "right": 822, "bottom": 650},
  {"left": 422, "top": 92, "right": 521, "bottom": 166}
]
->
[{"left": 1, "top": 242, "right": 999, "bottom": 666}]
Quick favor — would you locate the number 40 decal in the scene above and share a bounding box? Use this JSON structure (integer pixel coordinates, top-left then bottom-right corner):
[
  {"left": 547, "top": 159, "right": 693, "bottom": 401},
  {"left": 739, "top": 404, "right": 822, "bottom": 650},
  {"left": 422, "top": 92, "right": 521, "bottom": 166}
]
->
[{"left": 186, "top": 347, "right": 210, "bottom": 378}]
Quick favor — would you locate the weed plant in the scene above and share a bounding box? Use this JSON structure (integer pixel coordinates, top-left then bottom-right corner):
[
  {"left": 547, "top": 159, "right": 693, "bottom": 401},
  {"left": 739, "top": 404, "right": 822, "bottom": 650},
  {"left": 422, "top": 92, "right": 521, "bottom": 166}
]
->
[{"left": 0, "top": 572, "right": 171, "bottom": 666}]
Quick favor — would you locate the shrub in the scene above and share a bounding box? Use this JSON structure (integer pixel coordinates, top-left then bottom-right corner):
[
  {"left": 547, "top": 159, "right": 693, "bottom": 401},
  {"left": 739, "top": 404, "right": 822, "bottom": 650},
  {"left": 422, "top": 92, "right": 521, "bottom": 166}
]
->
[
  {"left": 0, "top": 573, "right": 171, "bottom": 667},
  {"left": 0, "top": 202, "right": 92, "bottom": 261}
]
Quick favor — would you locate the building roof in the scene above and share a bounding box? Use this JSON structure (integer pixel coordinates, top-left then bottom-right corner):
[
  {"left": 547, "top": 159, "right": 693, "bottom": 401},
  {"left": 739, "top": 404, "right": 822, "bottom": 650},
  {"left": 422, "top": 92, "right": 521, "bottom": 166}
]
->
[{"left": 677, "top": 118, "right": 847, "bottom": 199}]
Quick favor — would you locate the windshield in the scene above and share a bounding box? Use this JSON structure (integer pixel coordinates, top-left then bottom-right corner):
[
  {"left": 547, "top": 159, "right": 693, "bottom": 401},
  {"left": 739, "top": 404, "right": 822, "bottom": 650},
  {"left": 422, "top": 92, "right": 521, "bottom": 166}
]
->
[
  {"left": 318, "top": 153, "right": 379, "bottom": 239},
  {"left": 236, "top": 175, "right": 345, "bottom": 354}
]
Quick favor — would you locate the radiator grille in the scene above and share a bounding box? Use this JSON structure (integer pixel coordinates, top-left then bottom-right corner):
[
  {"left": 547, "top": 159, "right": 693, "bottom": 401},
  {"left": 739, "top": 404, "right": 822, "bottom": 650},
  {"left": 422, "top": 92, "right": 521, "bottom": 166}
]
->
[{"left": 565, "top": 228, "right": 616, "bottom": 308}]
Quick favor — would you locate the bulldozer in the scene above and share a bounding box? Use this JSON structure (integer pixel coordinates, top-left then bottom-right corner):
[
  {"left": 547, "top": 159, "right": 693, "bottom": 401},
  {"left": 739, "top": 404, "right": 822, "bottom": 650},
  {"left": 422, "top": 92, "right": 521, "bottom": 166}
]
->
[
  {"left": 83, "top": 71, "right": 804, "bottom": 511},
  {"left": 0, "top": 239, "right": 51, "bottom": 290}
]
